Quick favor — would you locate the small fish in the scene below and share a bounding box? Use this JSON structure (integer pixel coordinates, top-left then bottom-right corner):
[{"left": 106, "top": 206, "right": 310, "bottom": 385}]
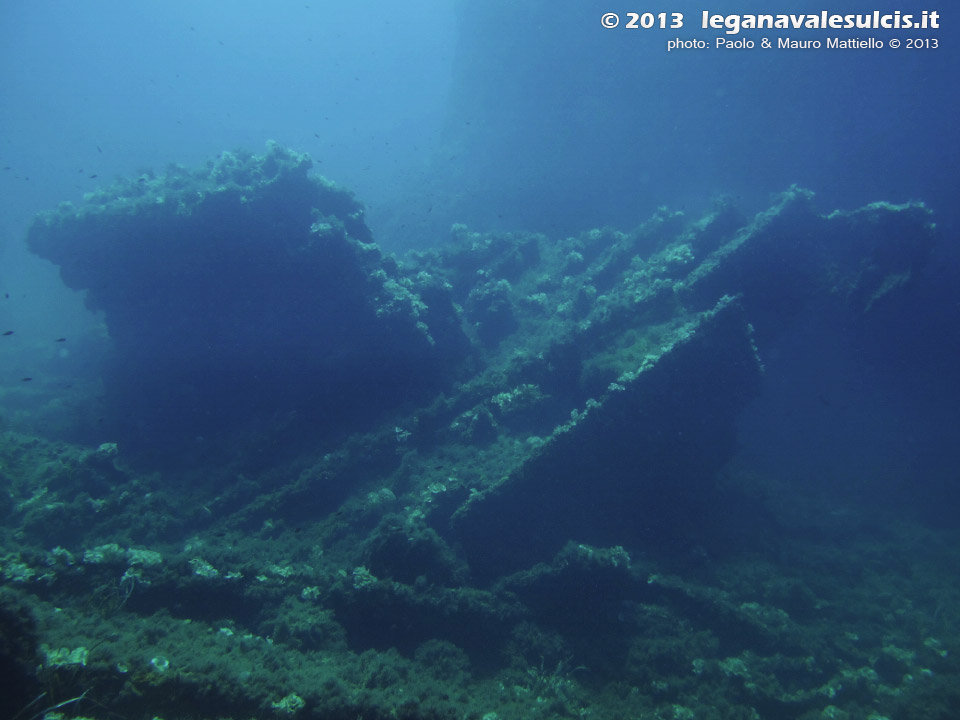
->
[
  {"left": 89, "top": 174, "right": 98, "bottom": 179},
  {"left": 55, "top": 337, "right": 67, "bottom": 342},
  {"left": 21, "top": 377, "right": 32, "bottom": 382},
  {"left": 97, "top": 145, "right": 103, "bottom": 153},
  {"left": 2, "top": 330, "right": 13, "bottom": 336},
  {"left": 3, "top": 293, "right": 8, "bottom": 299}
]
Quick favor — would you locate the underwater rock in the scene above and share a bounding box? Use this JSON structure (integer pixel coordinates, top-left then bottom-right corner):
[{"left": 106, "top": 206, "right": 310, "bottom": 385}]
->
[
  {"left": 27, "top": 143, "right": 469, "bottom": 458},
  {"left": 0, "top": 592, "right": 41, "bottom": 720}
]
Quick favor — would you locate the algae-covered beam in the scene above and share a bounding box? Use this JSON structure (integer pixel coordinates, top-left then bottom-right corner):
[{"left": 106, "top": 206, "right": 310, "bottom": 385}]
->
[{"left": 448, "top": 295, "right": 763, "bottom": 581}]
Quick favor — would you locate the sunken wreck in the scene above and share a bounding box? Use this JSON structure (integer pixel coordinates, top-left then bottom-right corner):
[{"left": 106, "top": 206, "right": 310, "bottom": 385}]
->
[{"left": 6, "top": 143, "right": 944, "bottom": 720}]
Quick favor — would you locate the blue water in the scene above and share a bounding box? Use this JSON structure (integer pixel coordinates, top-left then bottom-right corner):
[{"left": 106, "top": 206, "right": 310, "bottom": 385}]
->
[{"left": 1, "top": 2, "right": 959, "bottom": 719}]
